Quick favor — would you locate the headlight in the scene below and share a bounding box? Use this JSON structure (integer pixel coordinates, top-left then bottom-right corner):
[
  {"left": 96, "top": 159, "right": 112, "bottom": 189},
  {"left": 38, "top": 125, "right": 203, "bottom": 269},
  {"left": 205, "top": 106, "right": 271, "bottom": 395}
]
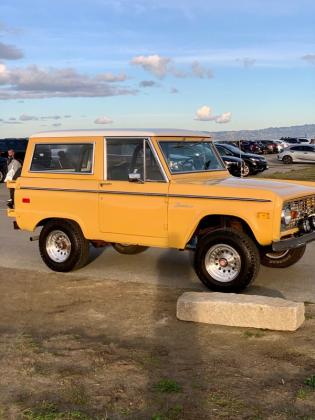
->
[{"left": 281, "top": 206, "right": 292, "bottom": 227}]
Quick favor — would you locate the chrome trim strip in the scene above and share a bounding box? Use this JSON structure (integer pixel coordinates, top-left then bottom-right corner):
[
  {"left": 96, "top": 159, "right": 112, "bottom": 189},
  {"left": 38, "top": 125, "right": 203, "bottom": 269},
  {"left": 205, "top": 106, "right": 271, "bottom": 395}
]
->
[{"left": 19, "top": 186, "right": 271, "bottom": 202}]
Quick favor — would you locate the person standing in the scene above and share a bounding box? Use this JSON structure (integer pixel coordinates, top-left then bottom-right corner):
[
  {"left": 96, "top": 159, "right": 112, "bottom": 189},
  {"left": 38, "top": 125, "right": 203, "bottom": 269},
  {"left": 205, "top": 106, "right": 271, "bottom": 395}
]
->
[{"left": 5, "top": 149, "right": 22, "bottom": 209}]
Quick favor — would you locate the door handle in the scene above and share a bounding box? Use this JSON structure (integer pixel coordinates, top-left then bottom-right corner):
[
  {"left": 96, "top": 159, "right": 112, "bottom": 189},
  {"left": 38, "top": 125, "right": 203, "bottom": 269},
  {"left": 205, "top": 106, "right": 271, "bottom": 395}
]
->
[{"left": 99, "top": 182, "right": 112, "bottom": 186}]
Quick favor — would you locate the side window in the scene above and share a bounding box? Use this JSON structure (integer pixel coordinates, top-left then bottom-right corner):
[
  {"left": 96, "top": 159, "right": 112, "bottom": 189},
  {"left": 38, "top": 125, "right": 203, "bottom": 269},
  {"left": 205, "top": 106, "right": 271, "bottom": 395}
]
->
[
  {"left": 107, "top": 138, "right": 144, "bottom": 181},
  {"left": 106, "top": 138, "right": 165, "bottom": 182},
  {"left": 30, "top": 143, "right": 94, "bottom": 173},
  {"left": 290, "top": 146, "right": 300, "bottom": 151}
]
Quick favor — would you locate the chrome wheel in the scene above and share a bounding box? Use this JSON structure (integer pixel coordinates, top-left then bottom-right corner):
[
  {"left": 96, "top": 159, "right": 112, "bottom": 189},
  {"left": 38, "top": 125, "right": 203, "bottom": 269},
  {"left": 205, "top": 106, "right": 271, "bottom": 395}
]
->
[
  {"left": 205, "top": 244, "right": 241, "bottom": 282},
  {"left": 46, "top": 230, "right": 71, "bottom": 263}
]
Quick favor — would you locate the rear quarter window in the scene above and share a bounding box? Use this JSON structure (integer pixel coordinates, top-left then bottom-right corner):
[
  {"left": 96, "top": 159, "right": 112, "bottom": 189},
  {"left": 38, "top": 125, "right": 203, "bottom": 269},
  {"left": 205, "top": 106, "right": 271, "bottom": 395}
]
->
[{"left": 30, "top": 143, "right": 94, "bottom": 173}]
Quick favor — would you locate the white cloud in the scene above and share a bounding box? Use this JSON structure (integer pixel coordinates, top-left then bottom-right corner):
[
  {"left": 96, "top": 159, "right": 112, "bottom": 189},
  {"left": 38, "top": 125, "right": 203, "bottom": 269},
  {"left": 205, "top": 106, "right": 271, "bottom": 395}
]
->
[
  {"left": 215, "top": 112, "right": 232, "bottom": 124},
  {"left": 94, "top": 116, "right": 113, "bottom": 124},
  {"left": 131, "top": 54, "right": 214, "bottom": 80},
  {"left": 194, "top": 105, "right": 231, "bottom": 124},
  {"left": 131, "top": 54, "right": 171, "bottom": 78},
  {"left": 191, "top": 61, "right": 213, "bottom": 78},
  {"left": 96, "top": 72, "right": 127, "bottom": 82},
  {"left": 194, "top": 105, "right": 216, "bottom": 121},
  {"left": 0, "top": 64, "right": 137, "bottom": 99}
]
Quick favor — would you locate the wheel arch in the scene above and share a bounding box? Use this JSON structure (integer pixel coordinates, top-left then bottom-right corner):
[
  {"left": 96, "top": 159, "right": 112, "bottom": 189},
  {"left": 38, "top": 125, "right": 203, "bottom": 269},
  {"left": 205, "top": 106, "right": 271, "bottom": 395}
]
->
[
  {"left": 186, "top": 214, "right": 258, "bottom": 247},
  {"left": 35, "top": 217, "right": 85, "bottom": 234}
]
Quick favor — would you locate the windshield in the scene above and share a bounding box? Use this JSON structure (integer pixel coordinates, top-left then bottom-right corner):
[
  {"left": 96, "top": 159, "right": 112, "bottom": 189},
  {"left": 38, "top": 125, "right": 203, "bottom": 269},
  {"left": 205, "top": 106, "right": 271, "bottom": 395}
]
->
[
  {"left": 222, "top": 144, "right": 243, "bottom": 154},
  {"left": 159, "top": 141, "right": 225, "bottom": 173}
]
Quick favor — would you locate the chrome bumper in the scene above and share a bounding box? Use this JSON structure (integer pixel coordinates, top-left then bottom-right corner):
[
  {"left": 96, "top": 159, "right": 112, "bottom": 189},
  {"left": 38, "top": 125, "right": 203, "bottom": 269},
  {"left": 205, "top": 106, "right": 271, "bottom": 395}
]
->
[{"left": 272, "top": 231, "right": 315, "bottom": 251}]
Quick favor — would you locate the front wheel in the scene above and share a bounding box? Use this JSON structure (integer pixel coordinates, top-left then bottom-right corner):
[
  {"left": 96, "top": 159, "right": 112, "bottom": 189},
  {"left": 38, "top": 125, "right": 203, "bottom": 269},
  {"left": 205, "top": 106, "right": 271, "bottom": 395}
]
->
[
  {"left": 0, "top": 169, "right": 5, "bottom": 183},
  {"left": 282, "top": 155, "right": 293, "bottom": 164},
  {"left": 194, "top": 228, "right": 260, "bottom": 293},
  {"left": 260, "top": 246, "right": 306, "bottom": 268},
  {"left": 241, "top": 163, "right": 250, "bottom": 177},
  {"left": 39, "top": 219, "right": 90, "bottom": 272}
]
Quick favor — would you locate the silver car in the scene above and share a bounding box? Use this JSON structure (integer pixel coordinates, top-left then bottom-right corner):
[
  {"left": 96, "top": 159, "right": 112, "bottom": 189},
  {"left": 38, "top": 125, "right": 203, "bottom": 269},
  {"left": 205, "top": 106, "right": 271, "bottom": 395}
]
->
[{"left": 278, "top": 144, "right": 315, "bottom": 164}]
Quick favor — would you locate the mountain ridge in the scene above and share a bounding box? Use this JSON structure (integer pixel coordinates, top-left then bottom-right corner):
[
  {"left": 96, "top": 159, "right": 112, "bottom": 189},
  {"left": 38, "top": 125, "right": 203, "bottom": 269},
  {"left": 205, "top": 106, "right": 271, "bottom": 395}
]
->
[{"left": 209, "top": 124, "right": 315, "bottom": 141}]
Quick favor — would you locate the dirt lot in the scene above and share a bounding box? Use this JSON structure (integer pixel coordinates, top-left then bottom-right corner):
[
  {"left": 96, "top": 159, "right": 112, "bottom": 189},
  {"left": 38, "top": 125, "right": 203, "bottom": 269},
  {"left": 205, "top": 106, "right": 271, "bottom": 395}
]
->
[{"left": 0, "top": 267, "right": 315, "bottom": 420}]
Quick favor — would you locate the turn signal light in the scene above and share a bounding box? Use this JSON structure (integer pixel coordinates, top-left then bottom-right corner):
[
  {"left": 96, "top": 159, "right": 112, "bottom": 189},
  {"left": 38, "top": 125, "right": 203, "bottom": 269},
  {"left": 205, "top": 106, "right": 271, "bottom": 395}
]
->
[{"left": 22, "top": 198, "right": 30, "bottom": 203}]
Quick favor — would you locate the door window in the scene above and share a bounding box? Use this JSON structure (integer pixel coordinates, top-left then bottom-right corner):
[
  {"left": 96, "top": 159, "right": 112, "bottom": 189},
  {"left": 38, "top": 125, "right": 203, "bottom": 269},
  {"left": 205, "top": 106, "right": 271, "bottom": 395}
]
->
[{"left": 106, "top": 138, "right": 165, "bottom": 182}]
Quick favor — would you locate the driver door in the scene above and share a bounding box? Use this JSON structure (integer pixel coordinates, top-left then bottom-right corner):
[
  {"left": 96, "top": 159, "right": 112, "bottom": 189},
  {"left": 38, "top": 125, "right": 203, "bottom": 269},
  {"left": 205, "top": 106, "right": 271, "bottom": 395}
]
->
[{"left": 99, "top": 137, "right": 169, "bottom": 245}]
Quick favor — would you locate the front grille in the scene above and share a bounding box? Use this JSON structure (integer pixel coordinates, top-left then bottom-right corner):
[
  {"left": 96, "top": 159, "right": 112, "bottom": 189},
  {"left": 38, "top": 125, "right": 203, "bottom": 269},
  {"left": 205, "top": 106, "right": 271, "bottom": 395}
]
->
[
  {"left": 286, "top": 195, "right": 315, "bottom": 230},
  {"left": 290, "top": 195, "right": 315, "bottom": 216}
]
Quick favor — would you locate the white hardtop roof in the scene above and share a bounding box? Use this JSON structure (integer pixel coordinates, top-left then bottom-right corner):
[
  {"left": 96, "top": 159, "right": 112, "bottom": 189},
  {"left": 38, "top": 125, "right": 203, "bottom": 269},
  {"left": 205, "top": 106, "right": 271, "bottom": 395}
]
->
[{"left": 31, "top": 128, "right": 211, "bottom": 139}]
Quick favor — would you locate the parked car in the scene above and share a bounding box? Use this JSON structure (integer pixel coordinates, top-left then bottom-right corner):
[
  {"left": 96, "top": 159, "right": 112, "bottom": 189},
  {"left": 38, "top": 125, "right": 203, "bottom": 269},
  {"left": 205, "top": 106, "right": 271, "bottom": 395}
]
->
[
  {"left": 7, "top": 129, "right": 315, "bottom": 293},
  {"left": 274, "top": 140, "right": 285, "bottom": 153},
  {"left": 0, "top": 138, "right": 28, "bottom": 163},
  {"left": 280, "top": 137, "right": 301, "bottom": 145},
  {"left": 278, "top": 145, "right": 315, "bottom": 164},
  {"left": 215, "top": 142, "right": 268, "bottom": 175},
  {"left": 0, "top": 156, "right": 7, "bottom": 183},
  {"left": 240, "top": 141, "right": 263, "bottom": 154},
  {"left": 259, "top": 140, "right": 279, "bottom": 154},
  {"left": 298, "top": 138, "right": 309, "bottom": 144},
  {"left": 221, "top": 155, "right": 246, "bottom": 177}
]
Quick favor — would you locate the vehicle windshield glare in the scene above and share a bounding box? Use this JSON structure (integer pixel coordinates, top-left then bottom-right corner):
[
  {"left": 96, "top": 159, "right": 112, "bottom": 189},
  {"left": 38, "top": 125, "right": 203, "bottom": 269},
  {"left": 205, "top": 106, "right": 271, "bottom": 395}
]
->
[{"left": 159, "top": 141, "right": 225, "bottom": 173}]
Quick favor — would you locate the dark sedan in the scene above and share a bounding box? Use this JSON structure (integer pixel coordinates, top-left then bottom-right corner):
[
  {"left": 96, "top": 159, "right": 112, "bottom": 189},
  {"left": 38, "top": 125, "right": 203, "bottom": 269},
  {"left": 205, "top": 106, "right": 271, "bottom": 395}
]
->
[
  {"left": 221, "top": 155, "right": 246, "bottom": 177},
  {"left": 215, "top": 143, "right": 268, "bottom": 175}
]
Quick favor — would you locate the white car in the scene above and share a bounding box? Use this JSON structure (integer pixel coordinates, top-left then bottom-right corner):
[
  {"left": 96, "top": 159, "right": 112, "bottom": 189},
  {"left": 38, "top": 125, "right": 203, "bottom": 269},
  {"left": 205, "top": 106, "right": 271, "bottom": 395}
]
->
[{"left": 278, "top": 144, "right": 315, "bottom": 164}]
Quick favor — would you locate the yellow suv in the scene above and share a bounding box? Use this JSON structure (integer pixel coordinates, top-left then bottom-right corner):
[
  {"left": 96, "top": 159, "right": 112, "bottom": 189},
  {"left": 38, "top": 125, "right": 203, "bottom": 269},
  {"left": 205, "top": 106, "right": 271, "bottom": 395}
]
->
[{"left": 7, "top": 129, "right": 315, "bottom": 292}]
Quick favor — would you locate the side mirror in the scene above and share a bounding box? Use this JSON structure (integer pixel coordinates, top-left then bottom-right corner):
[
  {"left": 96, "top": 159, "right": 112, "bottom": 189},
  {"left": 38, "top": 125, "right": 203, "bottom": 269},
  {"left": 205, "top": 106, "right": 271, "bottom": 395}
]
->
[{"left": 128, "top": 172, "right": 144, "bottom": 183}]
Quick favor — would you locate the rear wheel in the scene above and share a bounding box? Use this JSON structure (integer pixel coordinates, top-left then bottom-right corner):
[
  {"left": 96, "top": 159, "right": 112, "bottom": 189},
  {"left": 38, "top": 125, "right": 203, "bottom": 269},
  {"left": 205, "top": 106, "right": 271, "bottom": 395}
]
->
[
  {"left": 194, "top": 228, "right": 260, "bottom": 292},
  {"left": 260, "top": 246, "right": 306, "bottom": 268},
  {"left": 0, "top": 169, "right": 4, "bottom": 183},
  {"left": 39, "top": 219, "right": 90, "bottom": 272},
  {"left": 112, "top": 243, "right": 149, "bottom": 255},
  {"left": 283, "top": 155, "right": 293, "bottom": 164}
]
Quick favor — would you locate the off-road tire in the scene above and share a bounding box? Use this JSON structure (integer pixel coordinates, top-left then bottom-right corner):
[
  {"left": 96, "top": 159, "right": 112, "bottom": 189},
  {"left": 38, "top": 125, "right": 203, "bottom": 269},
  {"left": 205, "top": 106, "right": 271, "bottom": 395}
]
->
[
  {"left": 112, "top": 243, "right": 149, "bottom": 255},
  {"left": 39, "top": 219, "right": 90, "bottom": 272},
  {"left": 283, "top": 155, "right": 293, "bottom": 164},
  {"left": 260, "top": 246, "right": 306, "bottom": 268},
  {"left": 194, "top": 228, "right": 260, "bottom": 293}
]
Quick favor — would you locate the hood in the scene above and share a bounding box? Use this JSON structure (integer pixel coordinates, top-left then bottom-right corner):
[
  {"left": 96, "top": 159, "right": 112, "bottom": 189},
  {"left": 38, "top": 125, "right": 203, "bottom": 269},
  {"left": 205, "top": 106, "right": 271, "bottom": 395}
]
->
[{"left": 171, "top": 175, "right": 315, "bottom": 202}]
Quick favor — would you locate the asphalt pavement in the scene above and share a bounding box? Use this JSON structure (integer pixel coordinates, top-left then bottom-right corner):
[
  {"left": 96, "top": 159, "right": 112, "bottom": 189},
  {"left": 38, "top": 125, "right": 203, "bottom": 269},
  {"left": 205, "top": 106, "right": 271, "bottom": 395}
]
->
[{"left": 0, "top": 183, "right": 314, "bottom": 303}]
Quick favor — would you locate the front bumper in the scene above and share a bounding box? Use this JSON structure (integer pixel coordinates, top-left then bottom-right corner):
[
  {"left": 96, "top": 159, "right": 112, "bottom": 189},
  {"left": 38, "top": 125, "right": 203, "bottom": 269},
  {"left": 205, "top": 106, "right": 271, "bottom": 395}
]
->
[{"left": 272, "top": 231, "right": 315, "bottom": 251}]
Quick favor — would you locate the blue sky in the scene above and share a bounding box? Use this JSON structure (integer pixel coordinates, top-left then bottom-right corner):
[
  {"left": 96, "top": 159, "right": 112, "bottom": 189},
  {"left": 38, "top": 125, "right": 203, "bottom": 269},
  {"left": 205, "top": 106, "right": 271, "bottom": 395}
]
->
[{"left": 0, "top": 0, "right": 314, "bottom": 137}]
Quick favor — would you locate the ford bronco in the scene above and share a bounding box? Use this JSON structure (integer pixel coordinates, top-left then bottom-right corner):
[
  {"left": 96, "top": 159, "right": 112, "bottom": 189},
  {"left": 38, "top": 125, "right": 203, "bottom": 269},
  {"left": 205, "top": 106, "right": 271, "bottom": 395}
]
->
[{"left": 7, "top": 129, "right": 315, "bottom": 292}]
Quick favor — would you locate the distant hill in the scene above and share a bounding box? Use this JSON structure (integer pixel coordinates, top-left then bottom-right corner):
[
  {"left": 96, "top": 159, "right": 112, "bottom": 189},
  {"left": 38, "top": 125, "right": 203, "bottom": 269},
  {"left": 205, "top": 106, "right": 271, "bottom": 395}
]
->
[{"left": 209, "top": 124, "right": 315, "bottom": 141}]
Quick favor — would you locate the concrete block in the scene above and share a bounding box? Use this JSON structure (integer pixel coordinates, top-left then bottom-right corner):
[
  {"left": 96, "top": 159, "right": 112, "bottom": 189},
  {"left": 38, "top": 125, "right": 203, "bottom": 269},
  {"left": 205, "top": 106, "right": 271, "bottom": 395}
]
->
[{"left": 177, "top": 292, "right": 305, "bottom": 331}]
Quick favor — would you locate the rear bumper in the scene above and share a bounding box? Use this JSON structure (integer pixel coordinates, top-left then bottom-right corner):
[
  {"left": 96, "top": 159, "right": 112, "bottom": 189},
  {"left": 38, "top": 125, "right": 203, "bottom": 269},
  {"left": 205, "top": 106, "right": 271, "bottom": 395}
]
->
[{"left": 272, "top": 231, "right": 315, "bottom": 251}]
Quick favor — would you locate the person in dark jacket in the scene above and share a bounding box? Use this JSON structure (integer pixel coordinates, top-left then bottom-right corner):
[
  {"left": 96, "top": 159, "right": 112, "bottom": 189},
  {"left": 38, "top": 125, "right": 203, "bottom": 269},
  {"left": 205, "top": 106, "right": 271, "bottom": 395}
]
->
[{"left": 5, "top": 149, "right": 22, "bottom": 209}]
